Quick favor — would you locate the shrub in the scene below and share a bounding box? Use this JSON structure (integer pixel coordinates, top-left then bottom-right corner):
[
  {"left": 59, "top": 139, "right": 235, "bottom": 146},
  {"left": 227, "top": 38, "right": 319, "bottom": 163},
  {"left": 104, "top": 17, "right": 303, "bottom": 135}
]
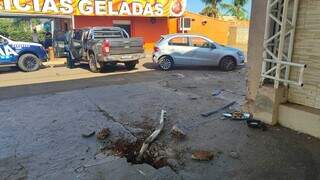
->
[{"left": 0, "top": 19, "right": 45, "bottom": 42}]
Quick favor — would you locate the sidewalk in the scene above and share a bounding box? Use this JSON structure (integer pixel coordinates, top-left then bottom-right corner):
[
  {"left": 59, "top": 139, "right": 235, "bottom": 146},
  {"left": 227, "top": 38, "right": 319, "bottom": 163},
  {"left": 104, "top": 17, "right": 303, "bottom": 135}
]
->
[{"left": 0, "top": 57, "right": 154, "bottom": 88}]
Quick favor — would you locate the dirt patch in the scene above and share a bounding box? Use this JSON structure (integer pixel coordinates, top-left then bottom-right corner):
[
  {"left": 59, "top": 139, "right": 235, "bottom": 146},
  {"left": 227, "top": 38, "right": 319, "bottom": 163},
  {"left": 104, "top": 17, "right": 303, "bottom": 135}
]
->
[
  {"left": 108, "top": 140, "right": 171, "bottom": 169},
  {"left": 96, "top": 128, "right": 110, "bottom": 140}
]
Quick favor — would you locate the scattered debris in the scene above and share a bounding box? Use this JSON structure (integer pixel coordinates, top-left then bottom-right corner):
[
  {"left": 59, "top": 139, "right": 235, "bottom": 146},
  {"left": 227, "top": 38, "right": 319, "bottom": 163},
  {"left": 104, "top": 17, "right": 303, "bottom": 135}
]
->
[
  {"left": 137, "top": 169, "right": 147, "bottom": 176},
  {"left": 170, "top": 73, "right": 185, "bottom": 78},
  {"left": 167, "top": 158, "right": 179, "bottom": 170},
  {"left": 184, "top": 86, "right": 197, "bottom": 89},
  {"left": 223, "top": 111, "right": 252, "bottom": 120},
  {"left": 153, "top": 156, "right": 168, "bottom": 169},
  {"left": 191, "top": 151, "right": 214, "bottom": 161},
  {"left": 74, "top": 166, "right": 85, "bottom": 173},
  {"left": 201, "top": 101, "right": 236, "bottom": 117},
  {"left": 229, "top": 151, "right": 240, "bottom": 159},
  {"left": 247, "top": 119, "right": 267, "bottom": 131},
  {"left": 171, "top": 124, "right": 187, "bottom": 139},
  {"left": 165, "top": 148, "right": 176, "bottom": 159},
  {"left": 212, "top": 88, "right": 245, "bottom": 96},
  {"left": 96, "top": 128, "right": 110, "bottom": 140},
  {"left": 137, "top": 110, "right": 167, "bottom": 161},
  {"left": 189, "top": 96, "right": 198, "bottom": 100},
  {"left": 82, "top": 131, "right": 95, "bottom": 138},
  {"left": 211, "top": 89, "right": 223, "bottom": 96},
  {"left": 223, "top": 111, "right": 267, "bottom": 131}
]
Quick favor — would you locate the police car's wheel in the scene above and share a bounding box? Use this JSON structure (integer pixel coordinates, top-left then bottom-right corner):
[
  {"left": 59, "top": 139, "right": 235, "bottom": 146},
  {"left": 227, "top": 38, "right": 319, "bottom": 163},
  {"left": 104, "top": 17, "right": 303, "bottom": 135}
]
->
[
  {"left": 18, "top": 54, "right": 41, "bottom": 72},
  {"left": 89, "top": 53, "right": 101, "bottom": 73}
]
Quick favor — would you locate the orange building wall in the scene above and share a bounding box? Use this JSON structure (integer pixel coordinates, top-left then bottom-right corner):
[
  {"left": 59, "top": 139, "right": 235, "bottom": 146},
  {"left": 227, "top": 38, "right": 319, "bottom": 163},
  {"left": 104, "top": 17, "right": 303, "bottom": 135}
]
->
[
  {"left": 74, "top": 16, "right": 169, "bottom": 52},
  {"left": 74, "top": 12, "right": 249, "bottom": 53},
  {"left": 168, "top": 12, "right": 249, "bottom": 45}
]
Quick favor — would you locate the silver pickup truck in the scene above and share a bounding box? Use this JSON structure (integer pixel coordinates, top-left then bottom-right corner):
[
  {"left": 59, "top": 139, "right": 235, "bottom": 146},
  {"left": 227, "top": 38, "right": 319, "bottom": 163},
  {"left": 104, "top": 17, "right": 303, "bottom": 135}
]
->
[{"left": 69, "top": 27, "right": 145, "bottom": 72}]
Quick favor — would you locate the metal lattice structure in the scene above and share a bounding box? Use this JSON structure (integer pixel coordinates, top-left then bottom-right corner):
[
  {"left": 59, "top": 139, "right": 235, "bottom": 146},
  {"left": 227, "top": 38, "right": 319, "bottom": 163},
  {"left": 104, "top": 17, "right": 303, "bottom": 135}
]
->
[{"left": 261, "top": 0, "right": 306, "bottom": 88}]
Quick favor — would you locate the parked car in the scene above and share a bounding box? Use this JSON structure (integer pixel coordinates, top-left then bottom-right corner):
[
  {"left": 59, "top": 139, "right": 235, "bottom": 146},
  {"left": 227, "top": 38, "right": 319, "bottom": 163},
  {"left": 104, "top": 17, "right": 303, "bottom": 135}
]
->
[
  {"left": 153, "top": 34, "right": 245, "bottom": 71},
  {"left": 0, "top": 35, "right": 48, "bottom": 72},
  {"left": 68, "top": 27, "right": 145, "bottom": 73}
]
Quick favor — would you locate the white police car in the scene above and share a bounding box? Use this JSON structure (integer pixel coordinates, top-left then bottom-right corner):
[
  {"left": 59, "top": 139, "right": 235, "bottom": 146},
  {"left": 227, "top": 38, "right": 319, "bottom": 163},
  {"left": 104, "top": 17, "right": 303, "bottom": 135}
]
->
[{"left": 0, "top": 35, "right": 48, "bottom": 72}]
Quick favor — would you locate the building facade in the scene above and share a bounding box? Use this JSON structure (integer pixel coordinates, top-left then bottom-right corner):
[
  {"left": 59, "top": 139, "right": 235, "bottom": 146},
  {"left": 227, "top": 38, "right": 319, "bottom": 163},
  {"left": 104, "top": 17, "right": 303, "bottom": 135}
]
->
[
  {"left": 246, "top": 0, "right": 320, "bottom": 138},
  {"left": 74, "top": 11, "right": 249, "bottom": 52}
]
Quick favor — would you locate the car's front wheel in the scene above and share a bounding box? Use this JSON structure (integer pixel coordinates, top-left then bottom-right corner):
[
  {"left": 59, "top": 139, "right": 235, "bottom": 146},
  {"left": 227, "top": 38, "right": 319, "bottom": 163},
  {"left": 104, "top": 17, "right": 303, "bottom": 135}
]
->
[
  {"left": 17, "top": 54, "right": 41, "bottom": 72},
  {"left": 219, "top": 56, "right": 237, "bottom": 71},
  {"left": 158, "top": 56, "right": 174, "bottom": 71}
]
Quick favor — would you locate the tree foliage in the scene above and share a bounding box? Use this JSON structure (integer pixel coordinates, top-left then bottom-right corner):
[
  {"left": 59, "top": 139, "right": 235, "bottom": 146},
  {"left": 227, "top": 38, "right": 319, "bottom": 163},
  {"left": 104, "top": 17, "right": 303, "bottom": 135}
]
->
[
  {"left": 0, "top": 18, "right": 45, "bottom": 42},
  {"left": 220, "top": 0, "right": 249, "bottom": 20},
  {"left": 200, "top": 0, "right": 222, "bottom": 18}
]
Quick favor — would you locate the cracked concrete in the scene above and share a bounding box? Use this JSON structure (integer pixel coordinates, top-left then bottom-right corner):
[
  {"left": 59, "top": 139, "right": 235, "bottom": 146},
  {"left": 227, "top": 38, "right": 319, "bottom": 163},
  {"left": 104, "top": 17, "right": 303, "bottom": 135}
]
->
[{"left": 0, "top": 66, "right": 320, "bottom": 180}]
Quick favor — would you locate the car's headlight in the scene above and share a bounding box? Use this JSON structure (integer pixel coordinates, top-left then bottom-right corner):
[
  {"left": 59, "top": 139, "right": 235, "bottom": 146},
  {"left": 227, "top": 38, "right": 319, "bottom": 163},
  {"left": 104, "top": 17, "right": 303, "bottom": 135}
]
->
[{"left": 237, "top": 51, "right": 244, "bottom": 57}]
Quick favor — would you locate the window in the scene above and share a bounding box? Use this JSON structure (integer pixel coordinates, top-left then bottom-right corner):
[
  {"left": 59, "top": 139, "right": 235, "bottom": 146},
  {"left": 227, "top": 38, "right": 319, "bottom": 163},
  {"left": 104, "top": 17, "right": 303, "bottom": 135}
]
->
[
  {"left": 168, "top": 37, "right": 189, "bottom": 46},
  {"left": 73, "top": 30, "right": 83, "bottom": 40},
  {"left": 93, "top": 30, "right": 123, "bottom": 39},
  {"left": 179, "top": 18, "right": 191, "bottom": 31},
  {"left": 190, "top": 37, "right": 212, "bottom": 48}
]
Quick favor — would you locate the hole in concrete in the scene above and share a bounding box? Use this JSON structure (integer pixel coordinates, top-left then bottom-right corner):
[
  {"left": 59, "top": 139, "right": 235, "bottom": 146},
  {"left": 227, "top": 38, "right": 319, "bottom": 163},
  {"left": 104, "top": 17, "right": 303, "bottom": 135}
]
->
[{"left": 110, "top": 140, "right": 169, "bottom": 169}]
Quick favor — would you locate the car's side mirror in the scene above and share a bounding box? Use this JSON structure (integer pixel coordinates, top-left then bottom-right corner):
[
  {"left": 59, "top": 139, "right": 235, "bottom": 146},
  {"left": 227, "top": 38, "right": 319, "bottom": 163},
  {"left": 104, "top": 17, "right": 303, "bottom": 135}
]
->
[
  {"left": 0, "top": 39, "right": 8, "bottom": 45},
  {"left": 210, "top": 43, "right": 216, "bottom": 49}
]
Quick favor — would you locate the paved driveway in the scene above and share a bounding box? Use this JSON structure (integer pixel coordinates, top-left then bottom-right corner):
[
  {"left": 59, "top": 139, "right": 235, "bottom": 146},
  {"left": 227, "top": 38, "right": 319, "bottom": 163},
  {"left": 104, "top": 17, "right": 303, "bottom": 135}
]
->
[
  {"left": 0, "top": 57, "right": 154, "bottom": 88},
  {"left": 0, "top": 61, "right": 320, "bottom": 180}
]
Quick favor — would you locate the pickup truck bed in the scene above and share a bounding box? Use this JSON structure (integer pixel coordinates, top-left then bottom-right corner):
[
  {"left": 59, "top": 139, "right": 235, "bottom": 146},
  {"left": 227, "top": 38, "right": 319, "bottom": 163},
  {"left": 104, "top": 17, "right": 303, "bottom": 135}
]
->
[{"left": 69, "top": 27, "right": 145, "bottom": 73}]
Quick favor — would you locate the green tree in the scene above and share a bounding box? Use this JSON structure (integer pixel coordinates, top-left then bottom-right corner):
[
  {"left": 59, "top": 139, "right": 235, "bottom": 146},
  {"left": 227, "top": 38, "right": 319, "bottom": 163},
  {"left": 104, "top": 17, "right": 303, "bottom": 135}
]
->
[
  {"left": 200, "top": 0, "right": 222, "bottom": 18},
  {"left": 220, "top": 0, "right": 249, "bottom": 20},
  {"left": 0, "top": 18, "right": 45, "bottom": 42}
]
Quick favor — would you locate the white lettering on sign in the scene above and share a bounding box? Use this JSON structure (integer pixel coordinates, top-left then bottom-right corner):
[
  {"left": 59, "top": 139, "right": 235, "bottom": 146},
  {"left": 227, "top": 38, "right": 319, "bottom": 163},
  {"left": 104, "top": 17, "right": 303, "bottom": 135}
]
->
[
  {"left": 95, "top": 0, "right": 106, "bottom": 15},
  {"left": 13, "top": 0, "right": 31, "bottom": 11},
  {"left": 154, "top": 3, "right": 164, "bottom": 16},
  {"left": 143, "top": 3, "right": 153, "bottom": 16},
  {"left": 0, "top": 0, "right": 184, "bottom": 16},
  {"left": 42, "top": 0, "right": 59, "bottom": 13},
  {"left": 107, "top": 1, "right": 118, "bottom": 16},
  {"left": 79, "top": 0, "right": 93, "bottom": 15},
  {"left": 33, "top": 0, "right": 40, "bottom": 11},
  {"left": 119, "top": 2, "right": 131, "bottom": 16},
  {"left": 60, "top": 0, "right": 73, "bottom": 14},
  {"left": 0, "top": 46, "right": 18, "bottom": 56},
  {"left": 132, "top": 2, "right": 143, "bottom": 16}
]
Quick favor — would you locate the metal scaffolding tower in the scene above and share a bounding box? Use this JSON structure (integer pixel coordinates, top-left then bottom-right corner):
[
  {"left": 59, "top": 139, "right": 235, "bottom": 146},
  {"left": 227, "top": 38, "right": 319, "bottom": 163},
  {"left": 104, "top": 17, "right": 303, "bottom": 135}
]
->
[{"left": 261, "top": 0, "right": 306, "bottom": 88}]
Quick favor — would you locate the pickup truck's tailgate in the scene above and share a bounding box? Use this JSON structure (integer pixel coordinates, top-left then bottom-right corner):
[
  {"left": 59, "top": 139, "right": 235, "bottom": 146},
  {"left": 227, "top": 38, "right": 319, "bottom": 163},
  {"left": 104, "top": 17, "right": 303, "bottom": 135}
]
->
[{"left": 109, "top": 38, "right": 144, "bottom": 55}]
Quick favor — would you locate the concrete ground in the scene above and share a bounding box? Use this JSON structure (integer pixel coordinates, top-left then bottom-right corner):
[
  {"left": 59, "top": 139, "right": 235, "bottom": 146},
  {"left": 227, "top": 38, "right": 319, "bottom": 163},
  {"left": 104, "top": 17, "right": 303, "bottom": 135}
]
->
[
  {"left": 0, "top": 58, "right": 320, "bottom": 180},
  {"left": 0, "top": 57, "right": 152, "bottom": 88}
]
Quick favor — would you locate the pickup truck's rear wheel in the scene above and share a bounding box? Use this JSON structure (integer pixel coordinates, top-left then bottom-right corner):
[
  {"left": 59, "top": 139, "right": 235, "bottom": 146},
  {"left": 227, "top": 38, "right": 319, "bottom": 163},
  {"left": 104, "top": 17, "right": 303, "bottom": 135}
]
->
[
  {"left": 125, "top": 61, "right": 137, "bottom": 70},
  {"left": 17, "top": 54, "right": 41, "bottom": 72},
  {"left": 89, "top": 53, "right": 102, "bottom": 73}
]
